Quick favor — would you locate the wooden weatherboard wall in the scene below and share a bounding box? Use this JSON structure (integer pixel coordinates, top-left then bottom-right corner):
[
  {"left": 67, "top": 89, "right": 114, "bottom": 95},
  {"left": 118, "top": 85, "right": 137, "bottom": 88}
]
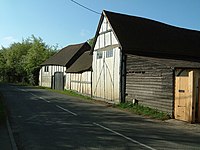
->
[{"left": 125, "top": 55, "right": 174, "bottom": 113}]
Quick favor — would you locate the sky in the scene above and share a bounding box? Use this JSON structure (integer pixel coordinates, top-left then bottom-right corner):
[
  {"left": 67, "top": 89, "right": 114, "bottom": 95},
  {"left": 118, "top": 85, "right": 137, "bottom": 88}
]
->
[{"left": 0, "top": 0, "right": 200, "bottom": 49}]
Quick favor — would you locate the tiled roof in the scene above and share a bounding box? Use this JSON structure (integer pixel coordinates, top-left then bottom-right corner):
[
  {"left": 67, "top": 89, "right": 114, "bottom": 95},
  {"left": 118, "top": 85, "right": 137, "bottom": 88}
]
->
[
  {"left": 41, "top": 42, "right": 91, "bottom": 67},
  {"left": 92, "top": 10, "right": 200, "bottom": 61},
  {"left": 66, "top": 51, "right": 92, "bottom": 73}
]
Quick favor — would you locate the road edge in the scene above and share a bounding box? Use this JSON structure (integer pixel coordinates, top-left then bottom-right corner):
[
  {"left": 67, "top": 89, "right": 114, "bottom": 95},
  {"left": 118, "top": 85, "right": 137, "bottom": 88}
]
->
[{"left": 6, "top": 118, "right": 18, "bottom": 150}]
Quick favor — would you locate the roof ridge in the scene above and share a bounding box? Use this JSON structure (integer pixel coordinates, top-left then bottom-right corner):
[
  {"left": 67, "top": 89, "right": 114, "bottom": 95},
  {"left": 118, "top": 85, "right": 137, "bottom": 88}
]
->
[
  {"left": 103, "top": 10, "right": 200, "bottom": 32},
  {"left": 92, "top": 10, "right": 200, "bottom": 60}
]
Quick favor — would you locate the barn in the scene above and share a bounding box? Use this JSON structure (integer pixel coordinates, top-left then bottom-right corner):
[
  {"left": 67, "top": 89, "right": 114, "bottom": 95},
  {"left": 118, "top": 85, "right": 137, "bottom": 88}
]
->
[
  {"left": 66, "top": 51, "right": 92, "bottom": 96},
  {"left": 91, "top": 10, "right": 200, "bottom": 122},
  {"left": 39, "top": 42, "right": 91, "bottom": 91}
]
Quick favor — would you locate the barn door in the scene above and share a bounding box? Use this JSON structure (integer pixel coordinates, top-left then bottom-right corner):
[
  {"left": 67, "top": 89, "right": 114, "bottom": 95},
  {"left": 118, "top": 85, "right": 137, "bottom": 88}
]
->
[
  {"left": 54, "top": 72, "right": 64, "bottom": 91},
  {"left": 175, "top": 71, "right": 194, "bottom": 122}
]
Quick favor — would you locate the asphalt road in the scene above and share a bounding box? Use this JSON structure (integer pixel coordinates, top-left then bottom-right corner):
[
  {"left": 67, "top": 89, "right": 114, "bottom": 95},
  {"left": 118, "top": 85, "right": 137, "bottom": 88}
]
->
[{"left": 1, "top": 83, "right": 200, "bottom": 150}]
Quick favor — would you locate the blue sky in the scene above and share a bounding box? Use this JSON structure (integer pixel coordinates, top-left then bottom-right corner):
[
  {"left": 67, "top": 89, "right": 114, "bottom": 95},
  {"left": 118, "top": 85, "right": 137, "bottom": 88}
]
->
[{"left": 0, "top": 0, "right": 200, "bottom": 49}]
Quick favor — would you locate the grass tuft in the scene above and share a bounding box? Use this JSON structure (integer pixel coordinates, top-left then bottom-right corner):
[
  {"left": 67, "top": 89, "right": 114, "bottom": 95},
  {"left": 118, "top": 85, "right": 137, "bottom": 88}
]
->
[
  {"left": 115, "top": 102, "right": 171, "bottom": 120},
  {"left": 55, "top": 89, "right": 92, "bottom": 100}
]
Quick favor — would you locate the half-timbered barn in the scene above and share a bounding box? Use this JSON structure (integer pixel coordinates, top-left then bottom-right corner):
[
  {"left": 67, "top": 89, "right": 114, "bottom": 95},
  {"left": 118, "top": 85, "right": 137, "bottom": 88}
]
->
[
  {"left": 66, "top": 51, "right": 92, "bottom": 96},
  {"left": 91, "top": 10, "right": 200, "bottom": 122},
  {"left": 39, "top": 42, "right": 91, "bottom": 90}
]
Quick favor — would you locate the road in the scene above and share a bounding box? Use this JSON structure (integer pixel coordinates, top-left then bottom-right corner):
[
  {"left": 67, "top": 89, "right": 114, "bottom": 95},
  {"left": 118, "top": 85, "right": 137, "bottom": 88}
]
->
[{"left": 1, "top": 83, "right": 200, "bottom": 150}]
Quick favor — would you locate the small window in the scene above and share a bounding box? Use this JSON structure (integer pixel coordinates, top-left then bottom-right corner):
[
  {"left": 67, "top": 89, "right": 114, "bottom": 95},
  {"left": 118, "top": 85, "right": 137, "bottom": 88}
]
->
[
  {"left": 97, "top": 51, "right": 103, "bottom": 59},
  {"left": 44, "top": 66, "right": 49, "bottom": 72},
  {"left": 106, "top": 49, "right": 113, "bottom": 58}
]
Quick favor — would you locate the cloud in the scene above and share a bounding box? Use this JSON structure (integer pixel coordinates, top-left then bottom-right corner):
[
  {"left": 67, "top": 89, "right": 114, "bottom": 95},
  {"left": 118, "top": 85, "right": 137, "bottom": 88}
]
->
[
  {"left": 3, "top": 36, "right": 17, "bottom": 42},
  {"left": 80, "top": 29, "right": 90, "bottom": 37},
  {"left": 1, "top": 36, "right": 18, "bottom": 47}
]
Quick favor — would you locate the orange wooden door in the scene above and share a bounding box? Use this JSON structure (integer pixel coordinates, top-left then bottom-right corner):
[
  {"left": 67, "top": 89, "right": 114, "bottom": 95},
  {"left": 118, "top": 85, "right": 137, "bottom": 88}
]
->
[
  {"left": 198, "top": 79, "right": 200, "bottom": 122},
  {"left": 175, "top": 76, "right": 193, "bottom": 122}
]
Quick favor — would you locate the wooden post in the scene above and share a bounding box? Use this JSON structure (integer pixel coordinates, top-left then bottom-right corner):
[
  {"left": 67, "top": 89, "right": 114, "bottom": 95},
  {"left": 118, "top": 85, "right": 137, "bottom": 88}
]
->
[
  {"left": 198, "top": 79, "right": 200, "bottom": 122},
  {"left": 189, "top": 71, "right": 195, "bottom": 123}
]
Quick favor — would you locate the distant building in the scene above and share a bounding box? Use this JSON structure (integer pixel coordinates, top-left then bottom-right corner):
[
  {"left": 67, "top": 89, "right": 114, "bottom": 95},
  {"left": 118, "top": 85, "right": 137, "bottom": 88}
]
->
[{"left": 39, "top": 42, "right": 91, "bottom": 93}]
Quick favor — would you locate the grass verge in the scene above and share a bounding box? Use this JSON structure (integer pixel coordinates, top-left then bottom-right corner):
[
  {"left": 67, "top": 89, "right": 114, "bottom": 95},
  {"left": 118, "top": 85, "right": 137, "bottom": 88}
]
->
[
  {"left": 114, "top": 102, "right": 171, "bottom": 120},
  {"left": 37, "top": 86, "right": 92, "bottom": 101}
]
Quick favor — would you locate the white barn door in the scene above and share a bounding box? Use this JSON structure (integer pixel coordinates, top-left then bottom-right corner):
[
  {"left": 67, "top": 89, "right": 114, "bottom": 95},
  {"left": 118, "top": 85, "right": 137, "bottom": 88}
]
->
[{"left": 92, "top": 16, "right": 121, "bottom": 103}]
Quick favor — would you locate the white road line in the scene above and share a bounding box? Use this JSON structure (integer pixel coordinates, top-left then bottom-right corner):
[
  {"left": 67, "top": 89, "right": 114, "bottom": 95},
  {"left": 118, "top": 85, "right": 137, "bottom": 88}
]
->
[
  {"left": 6, "top": 118, "right": 18, "bottom": 150},
  {"left": 56, "top": 105, "right": 77, "bottom": 116},
  {"left": 15, "top": 88, "right": 27, "bottom": 92},
  {"left": 39, "top": 97, "right": 50, "bottom": 103},
  {"left": 30, "top": 93, "right": 50, "bottom": 103},
  {"left": 20, "top": 89, "right": 27, "bottom": 92},
  {"left": 93, "top": 122, "right": 156, "bottom": 150},
  {"left": 30, "top": 93, "right": 37, "bottom": 97}
]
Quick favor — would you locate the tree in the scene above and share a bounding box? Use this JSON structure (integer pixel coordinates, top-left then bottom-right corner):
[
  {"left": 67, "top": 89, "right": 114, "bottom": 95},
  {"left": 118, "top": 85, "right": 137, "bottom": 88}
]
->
[
  {"left": 87, "top": 37, "right": 94, "bottom": 47},
  {"left": 0, "top": 35, "right": 56, "bottom": 85},
  {"left": 0, "top": 49, "right": 6, "bottom": 81},
  {"left": 23, "top": 35, "right": 56, "bottom": 85},
  {"left": 4, "top": 42, "right": 31, "bottom": 82}
]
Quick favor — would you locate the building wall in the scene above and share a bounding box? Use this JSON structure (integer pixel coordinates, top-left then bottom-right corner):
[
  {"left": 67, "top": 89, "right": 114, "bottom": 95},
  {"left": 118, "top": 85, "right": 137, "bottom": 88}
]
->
[
  {"left": 92, "top": 16, "right": 121, "bottom": 103},
  {"left": 125, "top": 54, "right": 174, "bottom": 113},
  {"left": 39, "top": 65, "right": 66, "bottom": 88},
  {"left": 66, "top": 71, "right": 92, "bottom": 96}
]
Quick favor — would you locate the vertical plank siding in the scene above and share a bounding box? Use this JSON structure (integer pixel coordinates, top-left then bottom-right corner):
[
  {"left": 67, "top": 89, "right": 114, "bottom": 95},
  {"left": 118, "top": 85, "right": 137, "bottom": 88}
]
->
[
  {"left": 66, "top": 71, "right": 92, "bottom": 96},
  {"left": 92, "top": 48, "right": 121, "bottom": 102},
  {"left": 39, "top": 65, "right": 66, "bottom": 88},
  {"left": 126, "top": 55, "right": 174, "bottom": 113},
  {"left": 92, "top": 16, "right": 121, "bottom": 103},
  {"left": 40, "top": 66, "right": 91, "bottom": 95}
]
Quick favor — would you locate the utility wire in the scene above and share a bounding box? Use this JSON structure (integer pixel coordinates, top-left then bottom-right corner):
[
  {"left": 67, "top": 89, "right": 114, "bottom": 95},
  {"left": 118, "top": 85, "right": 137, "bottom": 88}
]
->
[{"left": 70, "top": 0, "right": 101, "bottom": 15}]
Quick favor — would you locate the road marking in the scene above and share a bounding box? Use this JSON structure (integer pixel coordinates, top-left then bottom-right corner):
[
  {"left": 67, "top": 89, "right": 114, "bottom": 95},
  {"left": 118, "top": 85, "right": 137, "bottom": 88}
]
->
[
  {"left": 30, "top": 93, "right": 50, "bottom": 103},
  {"left": 15, "top": 86, "right": 50, "bottom": 103},
  {"left": 39, "top": 96, "right": 50, "bottom": 103},
  {"left": 19, "top": 89, "right": 27, "bottom": 92},
  {"left": 93, "top": 122, "right": 156, "bottom": 150},
  {"left": 56, "top": 105, "right": 77, "bottom": 116},
  {"left": 15, "top": 88, "right": 27, "bottom": 92},
  {"left": 30, "top": 93, "right": 37, "bottom": 97},
  {"left": 7, "top": 118, "right": 18, "bottom": 150}
]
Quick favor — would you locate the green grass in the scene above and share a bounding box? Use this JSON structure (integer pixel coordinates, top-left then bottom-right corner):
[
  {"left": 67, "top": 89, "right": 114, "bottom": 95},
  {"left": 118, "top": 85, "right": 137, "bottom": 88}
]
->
[
  {"left": 37, "top": 86, "right": 92, "bottom": 101},
  {"left": 115, "top": 102, "right": 171, "bottom": 120},
  {"left": 55, "top": 89, "right": 92, "bottom": 100}
]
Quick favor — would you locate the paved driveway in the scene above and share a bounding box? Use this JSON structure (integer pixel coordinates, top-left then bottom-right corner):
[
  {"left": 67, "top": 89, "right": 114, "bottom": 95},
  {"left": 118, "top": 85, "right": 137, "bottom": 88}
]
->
[{"left": 1, "top": 83, "right": 200, "bottom": 150}]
